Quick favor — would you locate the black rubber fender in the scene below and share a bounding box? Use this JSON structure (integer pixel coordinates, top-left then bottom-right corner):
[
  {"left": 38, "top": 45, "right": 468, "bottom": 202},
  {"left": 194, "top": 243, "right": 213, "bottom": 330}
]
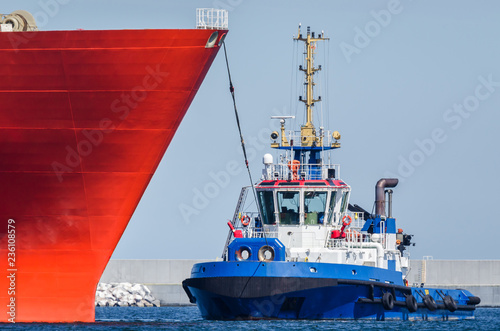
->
[
  {"left": 443, "top": 295, "right": 457, "bottom": 312},
  {"left": 467, "top": 296, "right": 481, "bottom": 305},
  {"left": 182, "top": 281, "right": 196, "bottom": 304},
  {"left": 405, "top": 294, "right": 418, "bottom": 313},
  {"left": 423, "top": 294, "right": 437, "bottom": 311},
  {"left": 382, "top": 292, "right": 394, "bottom": 310}
]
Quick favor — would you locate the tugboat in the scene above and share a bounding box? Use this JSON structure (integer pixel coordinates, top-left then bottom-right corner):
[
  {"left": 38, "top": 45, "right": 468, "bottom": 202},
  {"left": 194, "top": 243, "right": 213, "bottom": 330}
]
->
[{"left": 183, "top": 26, "right": 481, "bottom": 320}]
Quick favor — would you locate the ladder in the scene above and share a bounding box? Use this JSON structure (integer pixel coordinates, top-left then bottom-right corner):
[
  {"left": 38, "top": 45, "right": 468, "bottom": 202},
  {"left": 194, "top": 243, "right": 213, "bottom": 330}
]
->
[{"left": 221, "top": 186, "right": 249, "bottom": 259}]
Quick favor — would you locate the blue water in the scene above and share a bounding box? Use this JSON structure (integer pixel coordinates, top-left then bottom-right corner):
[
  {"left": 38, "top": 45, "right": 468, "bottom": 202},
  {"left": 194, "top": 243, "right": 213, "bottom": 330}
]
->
[{"left": 2, "top": 307, "right": 499, "bottom": 330}]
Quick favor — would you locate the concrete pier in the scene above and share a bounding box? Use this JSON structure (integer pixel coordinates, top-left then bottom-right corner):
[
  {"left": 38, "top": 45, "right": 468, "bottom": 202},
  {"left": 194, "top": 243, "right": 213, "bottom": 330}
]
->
[
  {"left": 406, "top": 259, "right": 500, "bottom": 306},
  {"left": 100, "top": 259, "right": 500, "bottom": 306}
]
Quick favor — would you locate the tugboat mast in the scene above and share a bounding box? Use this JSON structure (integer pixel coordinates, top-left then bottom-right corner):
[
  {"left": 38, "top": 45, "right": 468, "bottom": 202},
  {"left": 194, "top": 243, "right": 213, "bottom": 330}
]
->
[
  {"left": 270, "top": 25, "right": 340, "bottom": 176},
  {"left": 294, "top": 25, "right": 330, "bottom": 148}
]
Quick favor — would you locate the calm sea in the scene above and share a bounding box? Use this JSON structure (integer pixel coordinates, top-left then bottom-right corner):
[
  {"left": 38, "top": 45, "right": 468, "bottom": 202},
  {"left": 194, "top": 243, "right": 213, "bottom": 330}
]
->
[{"left": 2, "top": 306, "right": 499, "bottom": 330}]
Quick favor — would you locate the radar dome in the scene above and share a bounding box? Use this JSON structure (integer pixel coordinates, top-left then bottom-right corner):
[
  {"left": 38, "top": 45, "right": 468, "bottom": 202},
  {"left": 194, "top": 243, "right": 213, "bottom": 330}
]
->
[{"left": 263, "top": 153, "right": 273, "bottom": 165}]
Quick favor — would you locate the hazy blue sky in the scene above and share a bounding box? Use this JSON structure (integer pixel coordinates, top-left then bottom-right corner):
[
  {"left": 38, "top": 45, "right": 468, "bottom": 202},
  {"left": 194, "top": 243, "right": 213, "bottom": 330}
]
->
[{"left": 8, "top": 0, "right": 500, "bottom": 260}]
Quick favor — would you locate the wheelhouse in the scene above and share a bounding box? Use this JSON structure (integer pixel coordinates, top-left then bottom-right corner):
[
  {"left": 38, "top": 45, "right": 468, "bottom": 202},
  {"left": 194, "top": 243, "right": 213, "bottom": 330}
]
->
[{"left": 256, "top": 180, "right": 350, "bottom": 227}]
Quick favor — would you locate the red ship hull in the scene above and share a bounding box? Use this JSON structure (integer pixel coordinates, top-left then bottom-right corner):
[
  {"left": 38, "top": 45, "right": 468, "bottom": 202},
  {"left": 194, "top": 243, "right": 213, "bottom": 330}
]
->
[{"left": 0, "top": 28, "right": 225, "bottom": 322}]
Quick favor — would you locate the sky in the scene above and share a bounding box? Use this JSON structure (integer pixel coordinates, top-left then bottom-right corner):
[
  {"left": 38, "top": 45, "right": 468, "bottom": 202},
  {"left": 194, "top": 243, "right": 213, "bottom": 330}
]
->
[{"left": 7, "top": 0, "right": 500, "bottom": 261}]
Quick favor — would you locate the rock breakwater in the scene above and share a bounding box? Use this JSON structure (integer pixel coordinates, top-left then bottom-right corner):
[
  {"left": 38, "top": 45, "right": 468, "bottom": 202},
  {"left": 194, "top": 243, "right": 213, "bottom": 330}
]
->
[{"left": 95, "top": 283, "right": 160, "bottom": 307}]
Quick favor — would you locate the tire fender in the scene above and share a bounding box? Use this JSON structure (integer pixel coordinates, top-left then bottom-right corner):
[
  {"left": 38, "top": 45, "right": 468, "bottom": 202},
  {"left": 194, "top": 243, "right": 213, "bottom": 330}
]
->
[
  {"left": 382, "top": 292, "right": 394, "bottom": 310},
  {"left": 423, "top": 294, "right": 437, "bottom": 311},
  {"left": 405, "top": 294, "right": 418, "bottom": 313},
  {"left": 443, "top": 295, "right": 457, "bottom": 312}
]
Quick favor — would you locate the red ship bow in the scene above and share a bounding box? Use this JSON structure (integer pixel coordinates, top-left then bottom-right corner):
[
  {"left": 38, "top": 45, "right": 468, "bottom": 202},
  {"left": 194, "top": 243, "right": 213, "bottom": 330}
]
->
[{"left": 0, "top": 28, "right": 225, "bottom": 322}]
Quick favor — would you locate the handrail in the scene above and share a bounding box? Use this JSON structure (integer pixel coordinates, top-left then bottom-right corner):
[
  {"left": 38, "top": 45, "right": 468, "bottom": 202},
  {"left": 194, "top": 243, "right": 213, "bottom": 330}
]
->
[
  {"left": 196, "top": 8, "right": 228, "bottom": 29},
  {"left": 262, "top": 162, "right": 340, "bottom": 181}
]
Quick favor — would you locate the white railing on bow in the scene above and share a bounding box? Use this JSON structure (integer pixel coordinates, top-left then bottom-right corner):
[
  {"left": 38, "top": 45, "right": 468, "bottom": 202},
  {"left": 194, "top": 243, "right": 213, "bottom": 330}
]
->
[{"left": 196, "top": 8, "right": 228, "bottom": 29}]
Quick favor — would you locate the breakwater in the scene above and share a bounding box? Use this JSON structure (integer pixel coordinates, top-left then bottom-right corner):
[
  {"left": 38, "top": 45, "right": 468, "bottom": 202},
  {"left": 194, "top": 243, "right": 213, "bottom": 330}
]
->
[{"left": 95, "top": 282, "right": 160, "bottom": 307}]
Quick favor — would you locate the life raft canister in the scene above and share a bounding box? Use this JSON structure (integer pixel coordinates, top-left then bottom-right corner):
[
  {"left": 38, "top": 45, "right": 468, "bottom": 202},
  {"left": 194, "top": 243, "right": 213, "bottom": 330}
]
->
[{"left": 287, "top": 160, "right": 300, "bottom": 180}]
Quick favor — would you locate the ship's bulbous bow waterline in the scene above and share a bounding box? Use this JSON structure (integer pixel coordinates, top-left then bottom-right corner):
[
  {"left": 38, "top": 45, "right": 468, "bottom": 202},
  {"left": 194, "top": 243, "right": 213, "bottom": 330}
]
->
[{"left": 0, "top": 28, "right": 226, "bottom": 322}]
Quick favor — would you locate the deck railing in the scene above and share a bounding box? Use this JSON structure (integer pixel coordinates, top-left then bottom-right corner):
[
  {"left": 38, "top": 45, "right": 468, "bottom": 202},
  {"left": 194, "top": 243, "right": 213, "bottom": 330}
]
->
[
  {"left": 196, "top": 8, "right": 228, "bottom": 29},
  {"left": 263, "top": 162, "right": 340, "bottom": 181},
  {"left": 280, "top": 130, "right": 341, "bottom": 149}
]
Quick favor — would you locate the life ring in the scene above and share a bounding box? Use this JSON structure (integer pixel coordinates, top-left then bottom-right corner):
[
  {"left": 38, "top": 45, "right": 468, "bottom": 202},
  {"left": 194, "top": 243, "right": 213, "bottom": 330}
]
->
[
  {"left": 287, "top": 160, "right": 300, "bottom": 179},
  {"left": 241, "top": 215, "right": 251, "bottom": 227},
  {"left": 342, "top": 215, "right": 352, "bottom": 227},
  {"left": 382, "top": 292, "right": 394, "bottom": 310},
  {"left": 405, "top": 294, "right": 418, "bottom": 313}
]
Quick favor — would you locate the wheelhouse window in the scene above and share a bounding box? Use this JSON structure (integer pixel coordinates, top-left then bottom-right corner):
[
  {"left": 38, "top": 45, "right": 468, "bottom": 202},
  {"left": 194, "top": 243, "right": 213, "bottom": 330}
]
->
[
  {"left": 327, "top": 191, "right": 337, "bottom": 224},
  {"left": 277, "top": 191, "right": 300, "bottom": 225},
  {"left": 340, "top": 191, "right": 349, "bottom": 213},
  {"left": 304, "top": 191, "right": 327, "bottom": 224},
  {"left": 257, "top": 190, "right": 275, "bottom": 225}
]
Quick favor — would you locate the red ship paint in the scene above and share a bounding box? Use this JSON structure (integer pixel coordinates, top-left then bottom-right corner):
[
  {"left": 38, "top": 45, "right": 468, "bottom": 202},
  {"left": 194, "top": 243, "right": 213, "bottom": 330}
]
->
[{"left": 0, "top": 9, "right": 227, "bottom": 322}]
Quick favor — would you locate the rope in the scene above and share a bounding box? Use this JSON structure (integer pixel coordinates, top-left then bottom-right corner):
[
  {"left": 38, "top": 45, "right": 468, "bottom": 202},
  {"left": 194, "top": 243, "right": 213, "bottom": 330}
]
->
[
  {"left": 222, "top": 42, "right": 269, "bottom": 299},
  {"left": 222, "top": 42, "right": 266, "bottom": 239}
]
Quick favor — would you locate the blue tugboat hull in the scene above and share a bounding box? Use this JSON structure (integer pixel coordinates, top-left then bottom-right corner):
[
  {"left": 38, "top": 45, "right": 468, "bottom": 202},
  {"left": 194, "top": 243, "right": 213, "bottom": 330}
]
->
[{"left": 183, "top": 261, "right": 478, "bottom": 320}]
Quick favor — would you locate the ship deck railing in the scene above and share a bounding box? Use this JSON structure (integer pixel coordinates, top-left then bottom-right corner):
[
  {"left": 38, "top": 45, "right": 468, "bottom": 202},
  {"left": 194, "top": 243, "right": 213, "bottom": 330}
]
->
[
  {"left": 236, "top": 212, "right": 279, "bottom": 239},
  {"left": 326, "top": 233, "right": 373, "bottom": 249},
  {"left": 325, "top": 214, "right": 390, "bottom": 250},
  {"left": 281, "top": 130, "right": 341, "bottom": 148},
  {"left": 339, "top": 212, "right": 365, "bottom": 228},
  {"left": 230, "top": 209, "right": 390, "bottom": 252},
  {"left": 239, "top": 211, "right": 364, "bottom": 229},
  {"left": 196, "top": 8, "right": 228, "bottom": 30},
  {"left": 263, "top": 162, "right": 340, "bottom": 181},
  {"left": 326, "top": 229, "right": 383, "bottom": 247},
  {"left": 233, "top": 210, "right": 378, "bottom": 243}
]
